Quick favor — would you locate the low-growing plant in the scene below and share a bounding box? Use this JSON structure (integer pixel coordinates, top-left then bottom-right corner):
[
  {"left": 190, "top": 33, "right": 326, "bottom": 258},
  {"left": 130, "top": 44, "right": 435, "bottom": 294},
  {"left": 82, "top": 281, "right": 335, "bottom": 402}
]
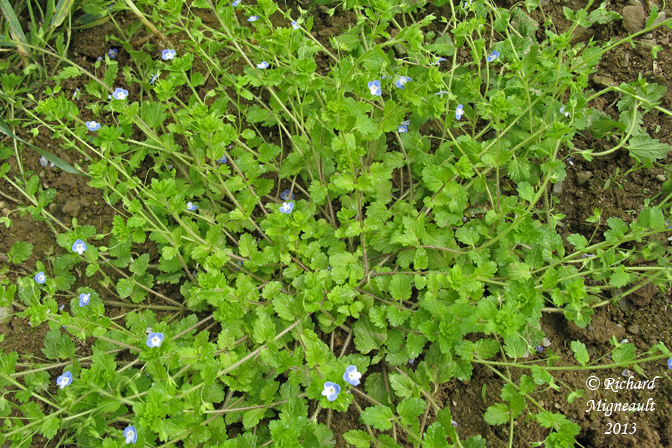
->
[{"left": 1, "top": 0, "right": 672, "bottom": 446}]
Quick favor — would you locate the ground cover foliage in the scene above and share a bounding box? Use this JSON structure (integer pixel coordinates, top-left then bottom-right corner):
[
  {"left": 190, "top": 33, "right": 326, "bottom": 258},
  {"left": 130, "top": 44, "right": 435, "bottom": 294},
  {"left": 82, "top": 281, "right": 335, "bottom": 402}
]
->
[{"left": 1, "top": 0, "right": 672, "bottom": 446}]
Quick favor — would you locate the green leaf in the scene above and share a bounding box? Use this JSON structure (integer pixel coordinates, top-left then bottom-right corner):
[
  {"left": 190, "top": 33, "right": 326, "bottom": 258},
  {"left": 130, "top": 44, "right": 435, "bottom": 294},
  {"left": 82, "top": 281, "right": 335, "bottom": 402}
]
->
[
  {"left": 483, "top": 403, "right": 510, "bottom": 425},
  {"left": 117, "top": 278, "right": 134, "bottom": 299},
  {"left": 9, "top": 241, "right": 33, "bottom": 264},
  {"left": 242, "top": 407, "right": 266, "bottom": 429},
  {"left": 389, "top": 274, "right": 412, "bottom": 301},
  {"left": 609, "top": 265, "right": 629, "bottom": 288},
  {"left": 343, "top": 430, "right": 373, "bottom": 448},
  {"left": 566, "top": 234, "right": 587, "bottom": 250},
  {"left": 129, "top": 254, "right": 150, "bottom": 275},
  {"left": 396, "top": 397, "right": 427, "bottom": 425},
  {"left": 517, "top": 182, "right": 536, "bottom": 202},
  {"left": 627, "top": 134, "right": 671, "bottom": 163},
  {"left": 360, "top": 405, "right": 393, "bottom": 431},
  {"left": 570, "top": 340, "right": 589, "bottom": 366},
  {"left": 353, "top": 316, "right": 387, "bottom": 354}
]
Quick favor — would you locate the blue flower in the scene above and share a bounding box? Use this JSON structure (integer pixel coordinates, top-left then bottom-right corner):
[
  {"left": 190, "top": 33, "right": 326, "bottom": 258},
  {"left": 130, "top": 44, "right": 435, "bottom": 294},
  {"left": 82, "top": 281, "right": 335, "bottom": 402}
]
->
[
  {"left": 78, "top": 293, "right": 91, "bottom": 307},
  {"left": 112, "top": 88, "right": 129, "bottom": 100},
  {"left": 292, "top": 20, "right": 299, "bottom": 30},
  {"left": 257, "top": 61, "right": 269, "bottom": 69},
  {"left": 401, "top": 120, "right": 410, "bottom": 126},
  {"left": 343, "top": 365, "right": 362, "bottom": 386},
  {"left": 434, "top": 90, "right": 450, "bottom": 97},
  {"left": 73, "top": 88, "right": 80, "bottom": 100},
  {"left": 162, "top": 49, "right": 176, "bottom": 60},
  {"left": 235, "top": 260, "right": 244, "bottom": 271},
  {"left": 232, "top": 0, "right": 241, "bottom": 5},
  {"left": 535, "top": 346, "right": 543, "bottom": 352},
  {"left": 455, "top": 104, "right": 464, "bottom": 120},
  {"left": 451, "top": 420, "right": 459, "bottom": 428},
  {"left": 39, "top": 156, "right": 48, "bottom": 167},
  {"left": 72, "top": 239, "right": 87, "bottom": 255},
  {"left": 186, "top": 202, "right": 197, "bottom": 211},
  {"left": 56, "top": 371, "right": 72, "bottom": 389},
  {"left": 279, "top": 202, "right": 294, "bottom": 214},
  {"left": 149, "top": 73, "right": 160, "bottom": 84},
  {"left": 280, "top": 189, "right": 295, "bottom": 201},
  {"left": 486, "top": 50, "right": 499, "bottom": 62},
  {"left": 248, "top": 15, "right": 259, "bottom": 21},
  {"left": 430, "top": 57, "right": 447, "bottom": 66},
  {"left": 217, "top": 155, "right": 228, "bottom": 163},
  {"left": 367, "top": 80, "right": 381, "bottom": 96},
  {"left": 108, "top": 48, "right": 118, "bottom": 59},
  {"left": 85, "top": 121, "right": 100, "bottom": 131},
  {"left": 147, "top": 332, "right": 164, "bottom": 347},
  {"left": 123, "top": 425, "right": 138, "bottom": 444},
  {"left": 398, "top": 125, "right": 408, "bottom": 133},
  {"left": 35, "top": 271, "right": 46, "bottom": 284},
  {"left": 395, "top": 76, "right": 412, "bottom": 90},
  {"left": 560, "top": 106, "right": 569, "bottom": 117},
  {"left": 321, "top": 381, "right": 341, "bottom": 401},
  {"left": 667, "top": 358, "right": 672, "bottom": 369}
]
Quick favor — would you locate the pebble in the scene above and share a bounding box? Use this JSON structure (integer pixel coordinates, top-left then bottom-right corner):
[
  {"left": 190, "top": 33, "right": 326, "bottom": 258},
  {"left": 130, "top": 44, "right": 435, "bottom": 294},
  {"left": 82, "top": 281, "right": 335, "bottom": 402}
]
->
[
  {"left": 622, "top": 5, "right": 646, "bottom": 34},
  {"left": 576, "top": 171, "right": 593, "bottom": 186},
  {"left": 0, "top": 305, "right": 12, "bottom": 325},
  {"left": 627, "top": 324, "right": 640, "bottom": 334},
  {"left": 542, "top": 337, "right": 552, "bottom": 347},
  {"left": 656, "top": 174, "right": 666, "bottom": 181}
]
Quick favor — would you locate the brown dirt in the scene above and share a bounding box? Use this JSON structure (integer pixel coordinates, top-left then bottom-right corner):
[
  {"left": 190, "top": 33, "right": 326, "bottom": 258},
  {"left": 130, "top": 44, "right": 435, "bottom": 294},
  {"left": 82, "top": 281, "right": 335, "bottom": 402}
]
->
[{"left": 2, "top": 0, "right": 672, "bottom": 447}]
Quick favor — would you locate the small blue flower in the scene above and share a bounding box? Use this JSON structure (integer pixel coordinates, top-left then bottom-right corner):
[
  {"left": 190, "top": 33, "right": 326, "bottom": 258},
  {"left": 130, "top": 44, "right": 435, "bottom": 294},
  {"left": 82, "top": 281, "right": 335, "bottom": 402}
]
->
[
  {"left": 434, "top": 90, "right": 450, "bottom": 97},
  {"left": 395, "top": 76, "right": 412, "bottom": 90},
  {"left": 186, "top": 202, "right": 197, "bottom": 211},
  {"left": 147, "top": 332, "right": 165, "bottom": 348},
  {"left": 280, "top": 189, "right": 295, "bottom": 201},
  {"left": 248, "top": 15, "right": 259, "bottom": 21},
  {"left": 149, "top": 73, "right": 160, "bottom": 84},
  {"left": 667, "top": 358, "right": 672, "bottom": 369},
  {"left": 451, "top": 420, "right": 459, "bottom": 428},
  {"left": 108, "top": 48, "right": 118, "bottom": 59},
  {"left": 35, "top": 271, "right": 46, "bottom": 284},
  {"left": 291, "top": 20, "right": 299, "bottom": 30},
  {"left": 343, "top": 365, "right": 362, "bottom": 386},
  {"left": 367, "top": 80, "right": 381, "bottom": 96},
  {"left": 112, "top": 88, "right": 129, "bottom": 100},
  {"left": 430, "top": 57, "right": 447, "bottom": 66},
  {"left": 235, "top": 260, "right": 244, "bottom": 271},
  {"left": 96, "top": 56, "right": 103, "bottom": 62},
  {"left": 398, "top": 125, "right": 408, "bottom": 133},
  {"left": 72, "top": 239, "right": 88, "bottom": 255},
  {"left": 85, "top": 121, "right": 100, "bottom": 131},
  {"left": 123, "top": 425, "right": 138, "bottom": 444},
  {"left": 257, "top": 61, "right": 269, "bottom": 69},
  {"left": 39, "top": 156, "right": 48, "bottom": 167},
  {"left": 322, "top": 381, "right": 341, "bottom": 401},
  {"left": 78, "top": 293, "right": 91, "bottom": 307},
  {"left": 162, "top": 49, "right": 176, "bottom": 60},
  {"left": 455, "top": 104, "right": 464, "bottom": 120},
  {"left": 401, "top": 120, "right": 410, "bottom": 126},
  {"left": 217, "top": 155, "right": 228, "bottom": 163},
  {"left": 232, "top": 0, "right": 241, "bottom": 5},
  {"left": 408, "top": 359, "right": 415, "bottom": 365},
  {"left": 535, "top": 346, "right": 543, "bottom": 352},
  {"left": 560, "top": 106, "right": 569, "bottom": 117},
  {"left": 56, "top": 371, "right": 72, "bottom": 389},
  {"left": 486, "top": 50, "right": 499, "bottom": 62},
  {"left": 73, "top": 88, "right": 80, "bottom": 100},
  {"left": 279, "top": 202, "right": 294, "bottom": 214}
]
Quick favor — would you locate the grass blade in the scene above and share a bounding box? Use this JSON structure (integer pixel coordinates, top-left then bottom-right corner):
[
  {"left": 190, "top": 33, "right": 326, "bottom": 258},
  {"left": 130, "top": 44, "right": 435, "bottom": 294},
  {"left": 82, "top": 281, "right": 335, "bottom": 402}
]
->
[
  {"left": 0, "top": 114, "right": 83, "bottom": 176},
  {"left": 0, "top": 0, "right": 30, "bottom": 57}
]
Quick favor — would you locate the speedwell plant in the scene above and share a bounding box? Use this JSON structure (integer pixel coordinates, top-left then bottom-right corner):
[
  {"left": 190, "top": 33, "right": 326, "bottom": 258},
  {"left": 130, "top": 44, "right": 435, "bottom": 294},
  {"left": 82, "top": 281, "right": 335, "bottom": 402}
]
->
[{"left": 1, "top": 0, "right": 672, "bottom": 446}]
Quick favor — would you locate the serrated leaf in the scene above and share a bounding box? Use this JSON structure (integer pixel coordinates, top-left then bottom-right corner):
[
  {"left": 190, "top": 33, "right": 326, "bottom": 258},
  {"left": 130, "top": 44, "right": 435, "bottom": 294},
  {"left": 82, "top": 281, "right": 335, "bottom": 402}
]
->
[
  {"left": 343, "top": 430, "right": 373, "bottom": 448},
  {"left": 242, "top": 407, "right": 266, "bottom": 429},
  {"left": 570, "top": 340, "right": 589, "bottom": 366},
  {"left": 360, "top": 405, "right": 393, "bottom": 431},
  {"left": 627, "top": 134, "right": 671, "bottom": 163},
  {"left": 483, "top": 403, "right": 510, "bottom": 425},
  {"left": 117, "top": 278, "right": 134, "bottom": 298},
  {"left": 396, "top": 397, "right": 426, "bottom": 425},
  {"left": 353, "top": 316, "right": 386, "bottom": 354}
]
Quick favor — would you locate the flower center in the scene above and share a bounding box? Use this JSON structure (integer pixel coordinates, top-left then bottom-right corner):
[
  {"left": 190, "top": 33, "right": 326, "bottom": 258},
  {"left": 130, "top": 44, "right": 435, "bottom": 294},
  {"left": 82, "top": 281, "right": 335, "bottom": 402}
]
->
[{"left": 152, "top": 337, "right": 161, "bottom": 346}]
